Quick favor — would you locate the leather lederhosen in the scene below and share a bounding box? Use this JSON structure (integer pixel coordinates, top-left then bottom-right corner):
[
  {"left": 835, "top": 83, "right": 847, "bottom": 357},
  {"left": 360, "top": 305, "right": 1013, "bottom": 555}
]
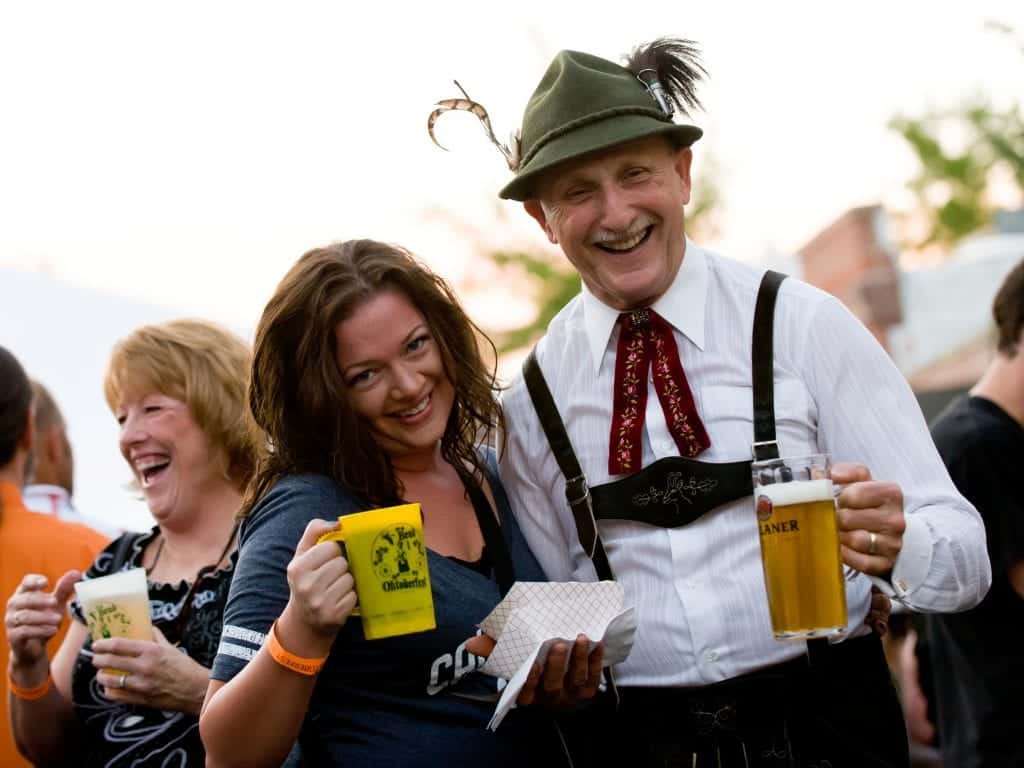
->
[{"left": 523, "top": 272, "right": 909, "bottom": 768}]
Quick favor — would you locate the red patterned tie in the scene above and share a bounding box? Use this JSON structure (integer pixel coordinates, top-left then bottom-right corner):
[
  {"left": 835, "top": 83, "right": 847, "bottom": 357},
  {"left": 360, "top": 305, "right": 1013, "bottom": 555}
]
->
[{"left": 608, "top": 309, "right": 710, "bottom": 475}]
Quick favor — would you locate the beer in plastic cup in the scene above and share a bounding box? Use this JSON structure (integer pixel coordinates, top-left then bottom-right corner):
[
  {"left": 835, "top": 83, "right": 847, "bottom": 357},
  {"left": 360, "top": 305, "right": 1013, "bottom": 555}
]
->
[{"left": 74, "top": 567, "right": 153, "bottom": 674}]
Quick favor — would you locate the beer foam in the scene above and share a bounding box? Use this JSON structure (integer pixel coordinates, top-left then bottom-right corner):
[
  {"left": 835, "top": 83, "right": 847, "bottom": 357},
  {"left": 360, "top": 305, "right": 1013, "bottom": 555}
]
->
[
  {"left": 74, "top": 566, "right": 148, "bottom": 603},
  {"left": 756, "top": 478, "right": 833, "bottom": 506}
]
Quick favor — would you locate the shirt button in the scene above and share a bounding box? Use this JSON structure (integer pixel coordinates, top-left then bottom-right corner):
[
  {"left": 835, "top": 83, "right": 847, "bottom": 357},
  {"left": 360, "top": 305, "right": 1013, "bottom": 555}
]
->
[{"left": 704, "top": 650, "right": 718, "bottom": 663}]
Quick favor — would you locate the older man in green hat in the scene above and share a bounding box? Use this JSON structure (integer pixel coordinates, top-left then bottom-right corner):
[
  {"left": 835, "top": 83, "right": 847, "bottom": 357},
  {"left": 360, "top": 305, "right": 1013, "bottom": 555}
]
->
[{"left": 439, "top": 38, "right": 990, "bottom": 766}]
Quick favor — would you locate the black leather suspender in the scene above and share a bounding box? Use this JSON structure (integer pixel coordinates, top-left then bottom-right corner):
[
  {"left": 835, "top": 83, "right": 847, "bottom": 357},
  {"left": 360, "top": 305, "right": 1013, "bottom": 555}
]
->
[
  {"left": 752, "top": 270, "right": 787, "bottom": 462},
  {"left": 522, "top": 352, "right": 615, "bottom": 581}
]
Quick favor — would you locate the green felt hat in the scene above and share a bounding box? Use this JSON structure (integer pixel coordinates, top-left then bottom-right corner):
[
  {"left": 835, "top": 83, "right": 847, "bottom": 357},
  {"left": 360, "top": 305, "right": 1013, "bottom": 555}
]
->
[{"left": 498, "top": 49, "right": 703, "bottom": 201}]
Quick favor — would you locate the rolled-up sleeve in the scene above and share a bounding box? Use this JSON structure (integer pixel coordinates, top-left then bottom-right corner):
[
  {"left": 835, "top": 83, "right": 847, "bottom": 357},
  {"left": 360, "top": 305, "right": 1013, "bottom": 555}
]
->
[{"left": 211, "top": 476, "right": 359, "bottom": 682}]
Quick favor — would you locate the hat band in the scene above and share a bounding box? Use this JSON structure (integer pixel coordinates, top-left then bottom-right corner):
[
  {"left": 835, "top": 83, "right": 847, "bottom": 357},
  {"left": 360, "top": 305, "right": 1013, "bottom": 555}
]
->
[{"left": 519, "top": 105, "right": 670, "bottom": 169}]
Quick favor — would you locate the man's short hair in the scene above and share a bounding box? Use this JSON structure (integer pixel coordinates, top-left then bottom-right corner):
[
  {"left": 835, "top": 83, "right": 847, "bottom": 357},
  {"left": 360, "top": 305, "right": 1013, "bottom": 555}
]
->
[
  {"left": 0, "top": 346, "right": 33, "bottom": 467},
  {"left": 993, "top": 258, "right": 1024, "bottom": 356},
  {"left": 31, "top": 380, "right": 64, "bottom": 432}
]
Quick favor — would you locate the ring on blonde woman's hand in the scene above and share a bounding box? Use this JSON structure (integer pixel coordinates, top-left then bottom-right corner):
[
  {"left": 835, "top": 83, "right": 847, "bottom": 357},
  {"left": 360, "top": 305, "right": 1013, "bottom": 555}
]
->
[
  {"left": 868, "top": 531, "right": 877, "bottom": 556},
  {"left": 118, "top": 673, "right": 128, "bottom": 689}
]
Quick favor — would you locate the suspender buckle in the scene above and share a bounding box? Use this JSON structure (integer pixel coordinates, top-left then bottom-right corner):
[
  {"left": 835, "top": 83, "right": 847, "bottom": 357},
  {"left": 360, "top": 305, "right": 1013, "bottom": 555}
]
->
[
  {"left": 565, "top": 474, "right": 599, "bottom": 558},
  {"left": 751, "top": 439, "right": 780, "bottom": 461},
  {"left": 565, "top": 474, "right": 590, "bottom": 505}
]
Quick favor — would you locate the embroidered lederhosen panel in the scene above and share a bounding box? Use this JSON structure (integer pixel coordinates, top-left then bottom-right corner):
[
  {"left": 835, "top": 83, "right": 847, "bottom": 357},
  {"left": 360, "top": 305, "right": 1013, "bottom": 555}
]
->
[{"left": 589, "top": 456, "right": 753, "bottom": 528}]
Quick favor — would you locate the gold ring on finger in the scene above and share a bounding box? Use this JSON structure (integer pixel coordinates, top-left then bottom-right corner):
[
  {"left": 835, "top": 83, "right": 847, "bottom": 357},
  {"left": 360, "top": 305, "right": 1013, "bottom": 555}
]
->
[
  {"left": 868, "top": 531, "right": 877, "bottom": 556},
  {"left": 119, "top": 672, "right": 129, "bottom": 689}
]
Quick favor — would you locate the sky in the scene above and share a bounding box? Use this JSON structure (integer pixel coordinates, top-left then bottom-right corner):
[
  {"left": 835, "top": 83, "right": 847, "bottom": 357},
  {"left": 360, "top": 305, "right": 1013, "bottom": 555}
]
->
[
  {"left": 1, "top": 0, "right": 1023, "bottom": 531},
  {"left": 3, "top": 1, "right": 1024, "bottom": 327}
]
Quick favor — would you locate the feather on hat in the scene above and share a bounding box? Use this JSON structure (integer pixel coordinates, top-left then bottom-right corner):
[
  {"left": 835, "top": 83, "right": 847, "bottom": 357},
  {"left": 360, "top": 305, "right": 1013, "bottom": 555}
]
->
[{"left": 428, "top": 37, "right": 706, "bottom": 201}]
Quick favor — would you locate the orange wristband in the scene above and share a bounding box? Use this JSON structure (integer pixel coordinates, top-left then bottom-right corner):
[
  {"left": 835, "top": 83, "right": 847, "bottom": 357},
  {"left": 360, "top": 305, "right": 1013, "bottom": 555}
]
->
[
  {"left": 7, "top": 671, "right": 52, "bottom": 701},
  {"left": 265, "top": 621, "right": 327, "bottom": 676}
]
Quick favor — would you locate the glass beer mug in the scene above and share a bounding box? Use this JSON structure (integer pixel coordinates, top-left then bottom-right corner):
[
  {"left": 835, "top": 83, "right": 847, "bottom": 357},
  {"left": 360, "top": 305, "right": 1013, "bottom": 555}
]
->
[{"left": 753, "top": 453, "right": 847, "bottom": 640}]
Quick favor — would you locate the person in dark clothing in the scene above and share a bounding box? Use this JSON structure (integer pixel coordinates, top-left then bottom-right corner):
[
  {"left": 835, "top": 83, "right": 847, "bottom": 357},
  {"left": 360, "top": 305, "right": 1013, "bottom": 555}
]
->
[{"left": 928, "top": 257, "right": 1024, "bottom": 768}]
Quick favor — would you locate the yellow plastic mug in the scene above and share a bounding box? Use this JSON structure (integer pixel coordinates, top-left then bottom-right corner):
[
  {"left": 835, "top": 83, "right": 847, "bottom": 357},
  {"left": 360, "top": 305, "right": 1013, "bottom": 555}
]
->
[{"left": 317, "top": 503, "right": 436, "bottom": 640}]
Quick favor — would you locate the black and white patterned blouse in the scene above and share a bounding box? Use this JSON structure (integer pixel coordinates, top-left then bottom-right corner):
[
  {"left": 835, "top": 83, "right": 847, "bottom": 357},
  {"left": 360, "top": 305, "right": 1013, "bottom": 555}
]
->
[{"left": 70, "top": 528, "right": 235, "bottom": 768}]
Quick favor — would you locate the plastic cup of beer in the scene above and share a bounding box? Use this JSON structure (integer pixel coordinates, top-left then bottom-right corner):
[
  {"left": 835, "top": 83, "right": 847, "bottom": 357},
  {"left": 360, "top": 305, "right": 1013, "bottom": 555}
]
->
[
  {"left": 753, "top": 453, "right": 847, "bottom": 641},
  {"left": 74, "top": 567, "right": 153, "bottom": 674},
  {"left": 317, "top": 503, "right": 436, "bottom": 641}
]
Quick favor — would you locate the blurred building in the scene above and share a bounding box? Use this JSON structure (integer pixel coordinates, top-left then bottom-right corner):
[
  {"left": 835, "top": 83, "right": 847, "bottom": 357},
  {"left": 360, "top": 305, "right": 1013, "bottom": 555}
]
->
[
  {"left": 798, "top": 205, "right": 903, "bottom": 348},
  {"left": 794, "top": 205, "right": 1024, "bottom": 422}
]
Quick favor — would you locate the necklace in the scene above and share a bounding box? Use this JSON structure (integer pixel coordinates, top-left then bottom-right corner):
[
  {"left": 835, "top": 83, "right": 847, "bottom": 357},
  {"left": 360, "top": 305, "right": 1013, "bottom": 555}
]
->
[
  {"left": 146, "top": 535, "right": 166, "bottom": 576},
  {"left": 168, "top": 521, "right": 239, "bottom": 637}
]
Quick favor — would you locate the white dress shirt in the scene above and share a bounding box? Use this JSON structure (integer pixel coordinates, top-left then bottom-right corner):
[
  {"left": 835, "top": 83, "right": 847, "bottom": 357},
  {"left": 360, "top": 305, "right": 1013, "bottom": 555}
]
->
[
  {"left": 500, "top": 242, "right": 991, "bottom": 687},
  {"left": 22, "top": 484, "right": 121, "bottom": 538}
]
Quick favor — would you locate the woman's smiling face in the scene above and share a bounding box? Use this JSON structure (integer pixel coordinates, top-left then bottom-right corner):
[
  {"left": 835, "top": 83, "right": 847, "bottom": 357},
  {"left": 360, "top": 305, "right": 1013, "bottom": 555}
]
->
[
  {"left": 333, "top": 289, "right": 455, "bottom": 463},
  {"left": 116, "top": 392, "right": 223, "bottom": 525}
]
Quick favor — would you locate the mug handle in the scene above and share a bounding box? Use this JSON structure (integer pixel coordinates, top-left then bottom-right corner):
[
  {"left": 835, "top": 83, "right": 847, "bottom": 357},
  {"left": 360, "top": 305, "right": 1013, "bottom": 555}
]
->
[
  {"left": 829, "top": 481, "right": 862, "bottom": 583},
  {"left": 315, "top": 527, "right": 361, "bottom": 616},
  {"left": 316, "top": 528, "right": 347, "bottom": 551}
]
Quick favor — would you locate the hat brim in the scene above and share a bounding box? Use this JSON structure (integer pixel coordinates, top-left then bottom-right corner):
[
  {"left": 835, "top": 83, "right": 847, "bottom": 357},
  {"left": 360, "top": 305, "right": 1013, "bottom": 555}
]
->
[{"left": 499, "top": 116, "right": 702, "bottom": 201}]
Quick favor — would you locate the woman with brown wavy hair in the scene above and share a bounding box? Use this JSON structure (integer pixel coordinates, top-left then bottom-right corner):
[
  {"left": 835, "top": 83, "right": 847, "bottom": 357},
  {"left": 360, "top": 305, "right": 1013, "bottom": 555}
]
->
[{"left": 200, "top": 240, "right": 600, "bottom": 768}]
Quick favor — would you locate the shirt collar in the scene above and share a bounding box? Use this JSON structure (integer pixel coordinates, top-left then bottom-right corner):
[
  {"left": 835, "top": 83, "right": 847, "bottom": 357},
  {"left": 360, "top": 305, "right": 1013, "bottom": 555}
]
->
[
  {"left": 22, "top": 484, "right": 70, "bottom": 503},
  {"left": 581, "top": 240, "right": 708, "bottom": 374}
]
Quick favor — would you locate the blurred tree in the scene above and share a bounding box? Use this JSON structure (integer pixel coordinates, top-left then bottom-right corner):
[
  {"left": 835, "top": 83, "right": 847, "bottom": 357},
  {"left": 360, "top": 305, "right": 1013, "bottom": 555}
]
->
[
  {"left": 890, "top": 21, "right": 1024, "bottom": 248},
  {"left": 490, "top": 155, "right": 723, "bottom": 352}
]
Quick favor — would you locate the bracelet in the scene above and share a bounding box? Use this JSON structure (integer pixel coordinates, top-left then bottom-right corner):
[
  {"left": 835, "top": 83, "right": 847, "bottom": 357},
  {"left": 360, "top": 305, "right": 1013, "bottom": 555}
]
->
[
  {"left": 7, "top": 670, "right": 52, "bottom": 701},
  {"left": 265, "top": 621, "right": 328, "bottom": 676}
]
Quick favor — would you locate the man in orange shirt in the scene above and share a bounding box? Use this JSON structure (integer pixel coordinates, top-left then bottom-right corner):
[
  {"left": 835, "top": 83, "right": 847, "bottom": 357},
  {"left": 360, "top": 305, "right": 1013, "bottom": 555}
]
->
[{"left": 1, "top": 344, "right": 108, "bottom": 767}]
